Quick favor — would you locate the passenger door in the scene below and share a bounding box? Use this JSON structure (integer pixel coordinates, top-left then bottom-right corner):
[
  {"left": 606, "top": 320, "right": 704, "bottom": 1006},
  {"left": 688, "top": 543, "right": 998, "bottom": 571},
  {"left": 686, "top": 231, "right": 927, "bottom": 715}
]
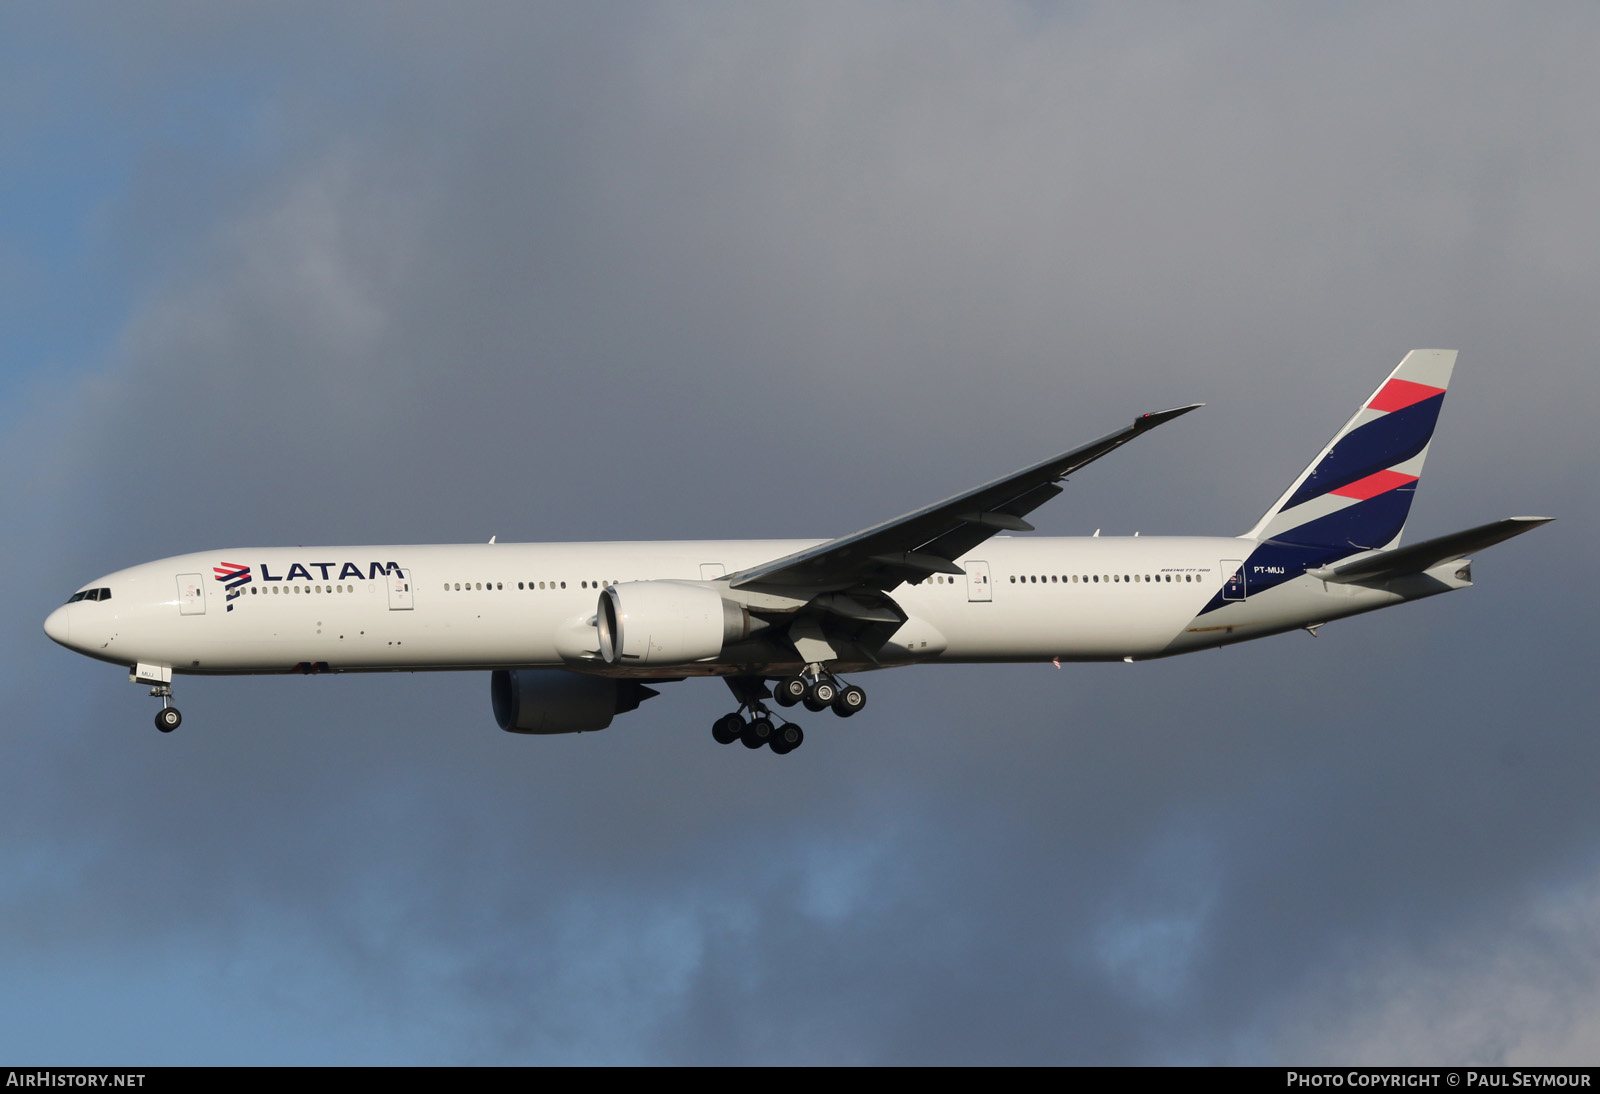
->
[
  {"left": 1221, "top": 560, "right": 1246, "bottom": 601},
  {"left": 387, "top": 568, "right": 414, "bottom": 610},
  {"left": 965, "top": 560, "right": 992, "bottom": 602},
  {"left": 177, "top": 573, "right": 206, "bottom": 615}
]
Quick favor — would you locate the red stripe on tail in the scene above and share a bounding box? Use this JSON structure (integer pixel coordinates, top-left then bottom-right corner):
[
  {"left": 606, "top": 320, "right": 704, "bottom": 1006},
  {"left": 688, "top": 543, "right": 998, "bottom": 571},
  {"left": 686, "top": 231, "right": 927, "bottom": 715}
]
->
[
  {"left": 1330, "top": 469, "right": 1419, "bottom": 500},
  {"left": 1368, "top": 378, "right": 1445, "bottom": 413}
]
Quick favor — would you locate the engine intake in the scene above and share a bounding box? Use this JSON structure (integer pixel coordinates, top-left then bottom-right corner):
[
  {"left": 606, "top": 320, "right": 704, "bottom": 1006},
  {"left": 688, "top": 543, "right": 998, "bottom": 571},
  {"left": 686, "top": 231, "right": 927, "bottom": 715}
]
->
[
  {"left": 491, "top": 669, "right": 658, "bottom": 734},
  {"left": 595, "top": 581, "right": 752, "bottom": 666}
]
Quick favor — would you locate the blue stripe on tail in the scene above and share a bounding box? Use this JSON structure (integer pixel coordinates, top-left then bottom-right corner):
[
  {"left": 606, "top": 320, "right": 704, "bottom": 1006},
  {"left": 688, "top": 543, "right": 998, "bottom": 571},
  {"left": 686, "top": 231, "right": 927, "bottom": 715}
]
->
[{"left": 1283, "top": 394, "right": 1444, "bottom": 509}]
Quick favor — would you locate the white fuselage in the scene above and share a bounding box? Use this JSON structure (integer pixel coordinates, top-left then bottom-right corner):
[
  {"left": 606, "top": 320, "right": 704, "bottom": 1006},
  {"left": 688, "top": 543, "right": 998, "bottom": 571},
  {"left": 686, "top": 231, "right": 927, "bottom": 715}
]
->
[{"left": 43, "top": 536, "right": 1461, "bottom": 679}]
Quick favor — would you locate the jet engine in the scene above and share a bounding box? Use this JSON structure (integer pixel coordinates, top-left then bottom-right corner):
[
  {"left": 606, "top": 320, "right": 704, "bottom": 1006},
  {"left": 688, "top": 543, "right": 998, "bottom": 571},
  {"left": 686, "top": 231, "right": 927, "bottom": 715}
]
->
[
  {"left": 596, "top": 581, "right": 753, "bottom": 666},
  {"left": 491, "top": 669, "right": 658, "bottom": 734}
]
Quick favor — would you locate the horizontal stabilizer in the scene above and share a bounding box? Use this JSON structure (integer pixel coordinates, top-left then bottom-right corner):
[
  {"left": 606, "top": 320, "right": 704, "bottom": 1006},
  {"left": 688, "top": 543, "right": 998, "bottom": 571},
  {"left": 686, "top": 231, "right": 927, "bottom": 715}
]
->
[{"left": 1308, "top": 516, "right": 1552, "bottom": 583}]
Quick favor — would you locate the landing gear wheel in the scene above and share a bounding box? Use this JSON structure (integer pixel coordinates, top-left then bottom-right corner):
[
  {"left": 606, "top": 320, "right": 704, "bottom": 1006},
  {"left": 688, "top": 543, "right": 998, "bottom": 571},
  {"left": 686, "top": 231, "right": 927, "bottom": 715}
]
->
[
  {"left": 741, "top": 716, "right": 775, "bottom": 749},
  {"left": 155, "top": 707, "right": 182, "bottom": 733},
  {"left": 773, "top": 676, "right": 806, "bottom": 707},
  {"left": 712, "top": 714, "right": 744, "bottom": 745},
  {"left": 803, "top": 679, "right": 837, "bottom": 712},
  {"left": 769, "top": 723, "right": 804, "bottom": 755},
  {"left": 832, "top": 684, "right": 866, "bottom": 718}
]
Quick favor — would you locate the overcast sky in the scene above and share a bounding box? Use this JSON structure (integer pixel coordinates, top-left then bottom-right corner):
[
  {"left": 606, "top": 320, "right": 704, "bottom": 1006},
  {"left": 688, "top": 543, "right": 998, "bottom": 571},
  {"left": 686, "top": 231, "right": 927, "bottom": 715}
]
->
[{"left": 3, "top": 2, "right": 1596, "bottom": 1064}]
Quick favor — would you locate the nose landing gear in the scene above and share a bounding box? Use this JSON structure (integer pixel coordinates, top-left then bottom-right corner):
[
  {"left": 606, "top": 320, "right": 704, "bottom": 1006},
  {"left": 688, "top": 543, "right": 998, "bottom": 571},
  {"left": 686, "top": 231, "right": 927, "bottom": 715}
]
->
[
  {"left": 150, "top": 684, "right": 181, "bottom": 733},
  {"left": 131, "top": 665, "right": 181, "bottom": 733}
]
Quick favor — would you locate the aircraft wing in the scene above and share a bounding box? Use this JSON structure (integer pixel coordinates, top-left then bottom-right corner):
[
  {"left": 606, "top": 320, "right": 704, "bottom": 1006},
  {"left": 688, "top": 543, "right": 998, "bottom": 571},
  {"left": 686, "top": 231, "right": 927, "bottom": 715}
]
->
[
  {"left": 1307, "top": 515, "right": 1553, "bottom": 584},
  {"left": 728, "top": 404, "right": 1203, "bottom": 593}
]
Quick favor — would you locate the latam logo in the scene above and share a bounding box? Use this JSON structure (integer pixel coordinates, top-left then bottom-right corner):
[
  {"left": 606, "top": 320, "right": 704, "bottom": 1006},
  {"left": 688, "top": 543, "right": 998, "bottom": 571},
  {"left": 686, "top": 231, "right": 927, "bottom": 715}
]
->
[
  {"left": 260, "top": 561, "right": 404, "bottom": 582},
  {"left": 211, "top": 561, "right": 405, "bottom": 612},
  {"left": 213, "top": 562, "right": 252, "bottom": 611}
]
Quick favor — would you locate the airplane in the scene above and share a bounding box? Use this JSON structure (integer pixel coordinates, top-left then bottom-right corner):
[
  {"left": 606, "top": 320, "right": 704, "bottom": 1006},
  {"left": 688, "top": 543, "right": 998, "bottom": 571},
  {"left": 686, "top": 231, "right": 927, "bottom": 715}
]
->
[{"left": 43, "top": 350, "right": 1549, "bottom": 755}]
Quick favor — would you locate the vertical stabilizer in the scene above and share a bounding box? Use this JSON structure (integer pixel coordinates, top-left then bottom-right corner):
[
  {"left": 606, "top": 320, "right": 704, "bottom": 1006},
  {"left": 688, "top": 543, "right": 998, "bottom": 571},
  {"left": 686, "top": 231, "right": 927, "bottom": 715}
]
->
[{"left": 1245, "top": 350, "right": 1456, "bottom": 551}]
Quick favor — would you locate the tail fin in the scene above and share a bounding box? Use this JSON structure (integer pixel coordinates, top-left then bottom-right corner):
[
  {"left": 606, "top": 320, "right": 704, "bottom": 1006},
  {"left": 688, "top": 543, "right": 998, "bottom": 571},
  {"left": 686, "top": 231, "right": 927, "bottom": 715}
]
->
[{"left": 1245, "top": 349, "right": 1456, "bottom": 551}]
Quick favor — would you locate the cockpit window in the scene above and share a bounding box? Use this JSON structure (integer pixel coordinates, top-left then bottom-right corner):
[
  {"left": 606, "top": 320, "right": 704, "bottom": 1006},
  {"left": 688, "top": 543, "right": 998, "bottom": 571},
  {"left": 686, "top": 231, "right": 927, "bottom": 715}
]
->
[{"left": 65, "top": 587, "right": 111, "bottom": 604}]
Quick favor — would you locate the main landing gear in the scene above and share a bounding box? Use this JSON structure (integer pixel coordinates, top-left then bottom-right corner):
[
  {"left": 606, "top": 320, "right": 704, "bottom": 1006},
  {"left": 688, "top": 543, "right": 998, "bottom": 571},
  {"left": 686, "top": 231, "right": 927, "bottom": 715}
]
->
[
  {"left": 772, "top": 671, "right": 865, "bottom": 718},
  {"left": 711, "top": 711, "right": 804, "bottom": 754},
  {"left": 711, "top": 669, "right": 866, "bottom": 755}
]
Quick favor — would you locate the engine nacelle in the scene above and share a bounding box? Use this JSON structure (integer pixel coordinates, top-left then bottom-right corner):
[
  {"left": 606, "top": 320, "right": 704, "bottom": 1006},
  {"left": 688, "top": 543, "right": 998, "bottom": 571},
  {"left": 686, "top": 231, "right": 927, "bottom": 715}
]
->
[
  {"left": 596, "top": 581, "right": 751, "bottom": 666},
  {"left": 490, "top": 669, "right": 657, "bottom": 734}
]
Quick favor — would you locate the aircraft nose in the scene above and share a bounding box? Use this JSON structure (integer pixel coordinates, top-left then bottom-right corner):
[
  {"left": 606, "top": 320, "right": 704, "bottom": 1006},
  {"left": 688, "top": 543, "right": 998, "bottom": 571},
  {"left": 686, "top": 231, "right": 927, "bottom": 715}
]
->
[{"left": 43, "top": 605, "right": 72, "bottom": 647}]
